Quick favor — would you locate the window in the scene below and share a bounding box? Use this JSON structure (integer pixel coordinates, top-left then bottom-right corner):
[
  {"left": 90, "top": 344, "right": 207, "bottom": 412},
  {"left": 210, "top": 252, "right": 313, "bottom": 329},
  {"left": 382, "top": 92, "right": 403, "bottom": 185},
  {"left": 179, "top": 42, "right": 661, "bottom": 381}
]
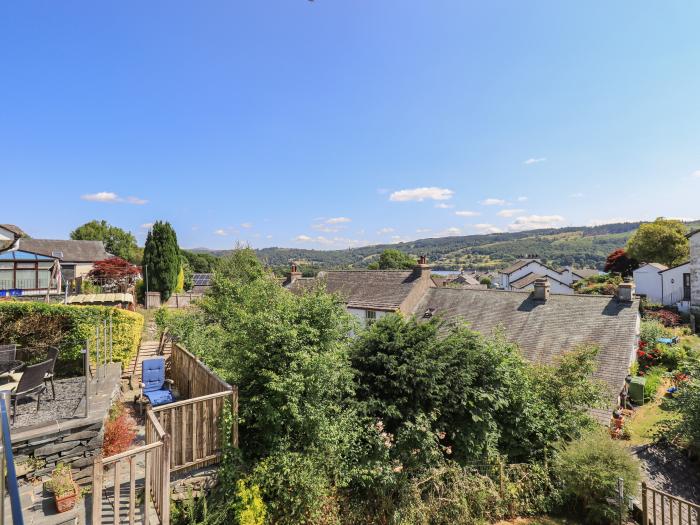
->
[
  {"left": 683, "top": 273, "right": 691, "bottom": 301},
  {"left": 365, "top": 310, "right": 377, "bottom": 326}
]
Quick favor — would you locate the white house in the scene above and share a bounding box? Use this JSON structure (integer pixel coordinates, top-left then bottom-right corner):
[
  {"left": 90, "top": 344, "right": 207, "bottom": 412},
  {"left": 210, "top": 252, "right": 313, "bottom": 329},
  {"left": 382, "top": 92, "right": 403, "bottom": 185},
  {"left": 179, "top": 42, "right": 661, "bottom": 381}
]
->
[
  {"left": 499, "top": 260, "right": 567, "bottom": 290},
  {"left": 690, "top": 230, "right": 700, "bottom": 322},
  {"left": 633, "top": 262, "right": 692, "bottom": 312}
]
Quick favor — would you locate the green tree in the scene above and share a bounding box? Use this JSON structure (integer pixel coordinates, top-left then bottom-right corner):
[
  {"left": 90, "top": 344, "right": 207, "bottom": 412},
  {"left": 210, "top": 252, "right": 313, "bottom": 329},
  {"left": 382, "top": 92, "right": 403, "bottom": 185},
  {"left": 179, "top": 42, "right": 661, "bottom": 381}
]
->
[
  {"left": 70, "top": 220, "right": 139, "bottom": 262},
  {"left": 142, "top": 221, "right": 180, "bottom": 300},
  {"left": 555, "top": 428, "right": 640, "bottom": 524},
  {"left": 180, "top": 249, "right": 219, "bottom": 273},
  {"left": 626, "top": 217, "right": 689, "bottom": 267},
  {"left": 368, "top": 249, "right": 417, "bottom": 270}
]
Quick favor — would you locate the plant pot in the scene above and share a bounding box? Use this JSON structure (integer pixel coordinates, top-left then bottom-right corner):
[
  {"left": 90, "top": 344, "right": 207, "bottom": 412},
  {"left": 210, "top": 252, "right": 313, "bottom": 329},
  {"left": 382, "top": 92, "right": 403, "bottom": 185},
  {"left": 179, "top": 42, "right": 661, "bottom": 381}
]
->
[{"left": 54, "top": 487, "right": 78, "bottom": 513}]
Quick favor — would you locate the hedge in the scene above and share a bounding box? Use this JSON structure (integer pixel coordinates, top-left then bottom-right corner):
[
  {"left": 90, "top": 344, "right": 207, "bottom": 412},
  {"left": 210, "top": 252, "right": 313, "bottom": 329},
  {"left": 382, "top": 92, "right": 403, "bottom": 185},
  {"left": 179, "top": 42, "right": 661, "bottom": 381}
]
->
[{"left": 0, "top": 301, "right": 144, "bottom": 377}]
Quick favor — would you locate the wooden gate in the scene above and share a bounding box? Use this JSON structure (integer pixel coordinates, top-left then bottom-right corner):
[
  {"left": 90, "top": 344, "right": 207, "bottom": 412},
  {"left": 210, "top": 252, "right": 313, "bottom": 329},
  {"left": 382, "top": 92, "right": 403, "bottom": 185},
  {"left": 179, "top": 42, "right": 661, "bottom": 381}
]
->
[{"left": 642, "top": 482, "right": 700, "bottom": 525}]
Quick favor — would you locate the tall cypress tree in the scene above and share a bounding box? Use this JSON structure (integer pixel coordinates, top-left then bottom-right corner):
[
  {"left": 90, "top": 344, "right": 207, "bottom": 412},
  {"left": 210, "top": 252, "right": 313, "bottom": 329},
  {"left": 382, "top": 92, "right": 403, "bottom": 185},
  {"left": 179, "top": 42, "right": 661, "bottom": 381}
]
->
[{"left": 142, "top": 221, "right": 180, "bottom": 300}]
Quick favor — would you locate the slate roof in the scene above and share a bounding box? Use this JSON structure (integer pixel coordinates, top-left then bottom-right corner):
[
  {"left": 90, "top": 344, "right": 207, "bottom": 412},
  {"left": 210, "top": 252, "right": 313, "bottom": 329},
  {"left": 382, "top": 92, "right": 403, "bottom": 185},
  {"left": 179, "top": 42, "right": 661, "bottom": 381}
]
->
[
  {"left": 413, "top": 288, "right": 640, "bottom": 422},
  {"left": 646, "top": 262, "right": 669, "bottom": 271},
  {"left": 499, "top": 259, "right": 535, "bottom": 275},
  {"left": 289, "top": 270, "right": 424, "bottom": 310},
  {"left": 0, "top": 224, "right": 26, "bottom": 238},
  {"left": 571, "top": 268, "right": 600, "bottom": 279},
  {"left": 659, "top": 261, "right": 690, "bottom": 273},
  {"left": 17, "top": 239, "right": 110, "bottom": 262},
  {"left": 509, "top": 272, "right": 571, "bottom": 290}
]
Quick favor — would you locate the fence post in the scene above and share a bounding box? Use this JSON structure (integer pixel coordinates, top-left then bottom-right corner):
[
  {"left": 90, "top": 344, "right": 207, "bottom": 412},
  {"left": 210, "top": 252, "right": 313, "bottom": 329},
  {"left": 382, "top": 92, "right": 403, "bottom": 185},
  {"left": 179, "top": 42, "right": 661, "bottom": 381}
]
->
[
  {"left": 641, "top": 482, "right": 647, "bottom": 525},
  {"left": 92, "top": 455, "right": 104, "bottom": 525},
  {"left": 232, "top": 387, "right": 239, "bottom": 449},
  {"left": 161, "top": 433, "right": 171, "bottom": 525},
  {"left": 617, "top": 477, "right": 624, "bottom": 525},
  {"left": 82, "top": 347, "right": 89, "bottom": 418}
]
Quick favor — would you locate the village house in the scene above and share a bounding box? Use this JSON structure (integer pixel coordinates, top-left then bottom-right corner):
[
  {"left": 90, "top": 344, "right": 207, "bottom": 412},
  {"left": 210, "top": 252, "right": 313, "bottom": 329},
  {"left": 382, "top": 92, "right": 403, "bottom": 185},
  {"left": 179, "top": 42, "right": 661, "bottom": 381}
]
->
[
  {"left": 0, "top": 225, "right": 110, "bottom": 296},
  {"left": 633, "top": 262, "right": 692, "bottom": 311},
  {"left": 286, "top": 257, "right": 435, "bottom": 327},
  {"left": 690, "top": 229, "right": 700, "bottom": 325},
  {"left": 498, "top": 258, "right": 601, "bottom": 294},
  {"left": 413, "top": 278, "right": 640, "bottom": 422}
]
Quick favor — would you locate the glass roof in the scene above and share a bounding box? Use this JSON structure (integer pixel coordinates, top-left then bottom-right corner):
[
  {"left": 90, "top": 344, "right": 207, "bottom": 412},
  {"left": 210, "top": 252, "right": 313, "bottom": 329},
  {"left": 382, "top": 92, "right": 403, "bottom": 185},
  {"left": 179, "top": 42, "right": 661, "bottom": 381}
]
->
[{"left": 0, "top": 250, "right": 54, "bottom": 261}]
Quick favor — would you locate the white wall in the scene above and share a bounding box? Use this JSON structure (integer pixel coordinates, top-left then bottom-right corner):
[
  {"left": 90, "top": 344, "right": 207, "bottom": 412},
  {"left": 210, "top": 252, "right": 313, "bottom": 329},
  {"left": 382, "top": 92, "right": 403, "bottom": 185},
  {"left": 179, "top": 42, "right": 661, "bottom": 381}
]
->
[
  {"left": 633, "top": 265, "right": 663, "bottom": 303},
  {"left": 691, "top": 232, "right": 700, "bottom": 312},
  {"left": 661, "top": 263, "right": 691, "bottom": 311},
  {"left": 347, "top": 307, "right": 388, "bottom": 328},
  {"left": 516, "top": 278, "right": 573, "bottom": 295}
]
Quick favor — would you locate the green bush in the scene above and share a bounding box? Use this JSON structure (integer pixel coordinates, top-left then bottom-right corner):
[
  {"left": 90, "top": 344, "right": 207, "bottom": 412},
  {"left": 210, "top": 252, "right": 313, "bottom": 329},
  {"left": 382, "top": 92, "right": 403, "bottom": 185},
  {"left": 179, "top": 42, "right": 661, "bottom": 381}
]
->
[
  {"left": 554, "top": 428, "right": 640, "bottom": 524},
  {"left": 0, "top": 301, "right": 143, "bottom": 376},
  {"left": 643, "top": 366, "right": 666, "bottom": 401},
  {"left": 640, "top": 320, "right": 671, "bottom": 345}
]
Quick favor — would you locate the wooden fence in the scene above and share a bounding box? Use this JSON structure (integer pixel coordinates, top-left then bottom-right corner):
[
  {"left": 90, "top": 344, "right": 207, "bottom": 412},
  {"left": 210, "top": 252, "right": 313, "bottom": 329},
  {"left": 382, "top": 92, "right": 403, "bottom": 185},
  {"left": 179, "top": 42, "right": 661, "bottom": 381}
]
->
[
  {"left": 170, "top": 342, "right": 231, "bottom": 399},
  {"left": 642, "top": 482, "right": 700, "bottom": 525},
  {"left": 93, "top": 410, "right": 170, "bottom": 525}
]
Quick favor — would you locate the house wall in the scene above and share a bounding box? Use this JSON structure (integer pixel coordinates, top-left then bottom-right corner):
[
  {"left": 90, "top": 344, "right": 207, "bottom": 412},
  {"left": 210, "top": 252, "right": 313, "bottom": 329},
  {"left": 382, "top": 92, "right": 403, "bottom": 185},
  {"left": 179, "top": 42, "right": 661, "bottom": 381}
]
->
[
  {"left": 661, "top": 263, "right": 691, "bottom": 311},
  {"left": 691, "top": 232, "right": 700, "bottom": 316},
  {"left": 633, "top": 265, "right": 663, "bottom": 303},
  {"left": 73, "top": 262, "right": 95, "bottom": 279},
  {"left": 348, "top": 307, "right": 388, "bottom": 328}
]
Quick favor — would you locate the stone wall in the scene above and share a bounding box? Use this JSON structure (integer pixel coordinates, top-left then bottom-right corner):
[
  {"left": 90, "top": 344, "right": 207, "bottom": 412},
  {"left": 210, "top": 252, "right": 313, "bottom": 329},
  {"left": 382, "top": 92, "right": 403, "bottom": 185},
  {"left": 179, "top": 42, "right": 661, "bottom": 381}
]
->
[{"left": 10, "top": 363, "right": 121, "bottom": 485}]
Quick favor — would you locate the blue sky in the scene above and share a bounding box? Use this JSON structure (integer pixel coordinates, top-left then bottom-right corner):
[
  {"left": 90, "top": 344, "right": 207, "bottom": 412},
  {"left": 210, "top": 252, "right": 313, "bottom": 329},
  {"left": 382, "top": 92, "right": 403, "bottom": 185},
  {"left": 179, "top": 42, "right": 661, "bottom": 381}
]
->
[{"left": 2, "top": 2, "right": 700, "bottom": 250}]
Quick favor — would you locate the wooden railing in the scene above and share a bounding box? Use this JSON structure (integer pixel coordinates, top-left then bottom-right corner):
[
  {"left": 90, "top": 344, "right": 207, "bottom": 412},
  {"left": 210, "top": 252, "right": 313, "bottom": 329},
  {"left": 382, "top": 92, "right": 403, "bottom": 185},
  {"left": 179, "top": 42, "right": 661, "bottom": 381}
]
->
[
  {"left": 151, "top": 389, "right": 237, "bottom": 473},
  {"left": 93, "top": 410, "right": 170, "bottom": 525},
  {"left": 642, "top": 482, "right": 700, "bottom": 525},
  {"left": 169, "top": 342, "right": 231, "bottom": 398}
]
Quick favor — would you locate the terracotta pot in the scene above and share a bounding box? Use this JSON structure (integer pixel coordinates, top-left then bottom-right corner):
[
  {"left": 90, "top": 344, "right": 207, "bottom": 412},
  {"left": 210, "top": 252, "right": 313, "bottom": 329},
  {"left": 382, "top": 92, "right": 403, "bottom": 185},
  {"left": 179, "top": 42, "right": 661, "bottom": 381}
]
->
[{"left": 54, "top": 487, "right": 78, "bottom": 513}]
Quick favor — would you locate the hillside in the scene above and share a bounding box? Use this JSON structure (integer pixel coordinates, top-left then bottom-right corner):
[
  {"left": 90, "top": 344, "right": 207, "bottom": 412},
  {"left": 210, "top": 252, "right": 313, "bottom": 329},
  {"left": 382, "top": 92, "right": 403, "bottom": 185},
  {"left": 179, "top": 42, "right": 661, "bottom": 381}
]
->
[{"left": 193, "top": 220, "right": 700, "bottom": 271}]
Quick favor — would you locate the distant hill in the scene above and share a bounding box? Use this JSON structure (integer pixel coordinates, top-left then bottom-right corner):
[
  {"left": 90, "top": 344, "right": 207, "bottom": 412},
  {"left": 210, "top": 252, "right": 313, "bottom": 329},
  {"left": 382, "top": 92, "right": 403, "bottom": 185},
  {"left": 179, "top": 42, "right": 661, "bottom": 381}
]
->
[{"left": 192, "top": 220, "right": 700, "bottom": 272}]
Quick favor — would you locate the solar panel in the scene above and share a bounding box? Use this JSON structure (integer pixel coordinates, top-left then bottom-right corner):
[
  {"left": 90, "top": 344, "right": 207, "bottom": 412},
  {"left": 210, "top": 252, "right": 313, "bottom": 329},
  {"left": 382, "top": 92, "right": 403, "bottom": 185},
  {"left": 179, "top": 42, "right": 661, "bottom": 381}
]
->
[{"left": 192, "top": 273, "right": 212, "bottom": 286}]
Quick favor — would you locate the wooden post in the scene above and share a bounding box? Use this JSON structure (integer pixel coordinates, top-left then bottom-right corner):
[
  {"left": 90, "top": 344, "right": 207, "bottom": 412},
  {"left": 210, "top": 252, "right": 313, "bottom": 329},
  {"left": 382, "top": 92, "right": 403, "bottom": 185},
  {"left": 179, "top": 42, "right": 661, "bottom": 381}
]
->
[
  {"left": 129, "top": 458, "right": 136, "bottom": 525},
  {"left": 113, "top": 461, "right": 121, "bottom": 522},
  {"left": 161, "top": 433, "right": 171, "bottom": 525},
  {"left": 144, "top": 449, "right": 151, "bottom": 524},
  {"left": 232, "top": 387, "right": 239, "bottom": 449},
  {"left": 92, "top": 455, "right": 104, "bottom": 524}
]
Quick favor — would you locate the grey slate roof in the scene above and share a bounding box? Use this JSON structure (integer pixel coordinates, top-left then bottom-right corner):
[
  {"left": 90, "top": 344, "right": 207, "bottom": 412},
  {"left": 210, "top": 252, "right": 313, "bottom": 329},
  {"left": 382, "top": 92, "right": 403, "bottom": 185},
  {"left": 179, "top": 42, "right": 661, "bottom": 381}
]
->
[
  {"left": 289, "top": 270, "right": 423, "bottom": 310},
  {"left": 571, "top": 268, "right": 600, "bottom": 279},
  {"left": 499, "top": 259, "right": 535, "bottom": 275},
  {"left": 0, "top": 224, "right": 26, "bottom": 238},
  {"left": 510, "top": 272, "right": 571, "bottom": 290},
  {"left": 18, "top": 239, "right": 110, "bottom": 262},
  {"left": 413, "top": 288, "right": 640, "bottom": 422}
]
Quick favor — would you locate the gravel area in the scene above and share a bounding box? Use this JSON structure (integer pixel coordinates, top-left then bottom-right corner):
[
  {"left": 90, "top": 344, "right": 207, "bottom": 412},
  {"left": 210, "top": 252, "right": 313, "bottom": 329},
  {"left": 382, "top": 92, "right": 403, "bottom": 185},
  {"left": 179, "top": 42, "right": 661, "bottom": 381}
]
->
[
  {"left": 633, "top": 442, "right": 700, "bottom": 505},
  {"left": 10, "top": 376, "right": 86, "bottom": 428}
]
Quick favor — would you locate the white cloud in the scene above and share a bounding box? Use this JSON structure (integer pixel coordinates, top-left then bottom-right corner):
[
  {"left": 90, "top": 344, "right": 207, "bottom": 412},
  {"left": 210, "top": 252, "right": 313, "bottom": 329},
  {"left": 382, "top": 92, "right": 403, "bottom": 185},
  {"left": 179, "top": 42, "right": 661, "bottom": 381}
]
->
[
  {"left": 480, "top": 198, "right": 506, "bottom": 206},
  {"left": 390, "top": 235, "right": 410, "bottom": 243},
  {"left": 377, "top": 227, "right": 395, "bottom": 235},
  {"left": 81, "top": 191, "right": 148, "bottom": 205},
  {"left": 214, "top": 229, "right": 228, "bottom": 236},
  {"left": 516, "top": 196, "right": 528, "bottom": 202},
  {"left": 455, "top": 210, "right": 480, "bottom": 217},
  {"left": 435, "top": 203, "right": 455, "bottom": 209},
  {"left": 569, "top": 192, "right": 584, "bottom": 198},
  {"left": 241, "top": 222, "right": 253, "bottom": 229},
  {"left": 326, "top": 217, "right": 351, "bottom": 224},
  {"left": 435, "top": 227, "right": 462, "bottom": 237},
  {"left": 474, "top": 223, "right": 504, "bottom": 234},
  {"left": 140, "top": 223, "right": 154, "bottom": 229},
  {"left": 293, "top": 235, "right": 367, "bottom": 247},
  {"left": 416, "top": 228, "right": 432, "bottom": 233},
  {"left": 524, "top": 157, "right": 547, "bottom": 165},
  {"left": 692, "top": 170, "right": 700, "bottom": 178},
  {"left": 508, "top": 214, "right": 565, "bottom": 232},
  {"left": 266, "top": 234, "right": 273, "bottom": 239},
  {"left": 496, "top": 208, "right": 525, "bottom": 218},
  {"left": 389, "top": 187, "right": 454, "bottom": 202},
  {"left": 294, "top": 234, "right": 313, "bottom": 242}
]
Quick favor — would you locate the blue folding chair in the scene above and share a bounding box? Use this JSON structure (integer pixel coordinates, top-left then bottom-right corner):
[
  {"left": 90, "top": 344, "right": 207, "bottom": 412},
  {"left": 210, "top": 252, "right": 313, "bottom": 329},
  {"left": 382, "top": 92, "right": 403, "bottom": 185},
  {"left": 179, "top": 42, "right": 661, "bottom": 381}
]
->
[{"left": 138, "top": 357, "right": 174, "bottom": 415}]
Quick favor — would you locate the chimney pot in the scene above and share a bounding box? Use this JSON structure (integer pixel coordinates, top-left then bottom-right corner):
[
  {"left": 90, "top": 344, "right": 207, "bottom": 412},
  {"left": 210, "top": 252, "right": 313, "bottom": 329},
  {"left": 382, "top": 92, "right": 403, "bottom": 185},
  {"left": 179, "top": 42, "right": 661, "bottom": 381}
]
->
[
  {"left": 288, "top": 263, "right": 302, "bottom": 284},
  {"left": 533, "top": 278, "right": 550, "bottom": 301},
  {"left": 419, "top": 255, "right": 427, "bottom": 265}
]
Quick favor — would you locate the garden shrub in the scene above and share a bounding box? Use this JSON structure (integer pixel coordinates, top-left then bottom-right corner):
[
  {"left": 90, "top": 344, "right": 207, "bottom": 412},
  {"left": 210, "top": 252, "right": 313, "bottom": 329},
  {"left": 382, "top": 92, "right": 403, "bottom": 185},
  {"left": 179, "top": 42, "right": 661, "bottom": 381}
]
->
[
  {"left": 103, "top": 402, "right": 137, "bottom": 457},
  {"left": 640, "top": 319, "right": 671, "bottom": 344},
  {"left": 554, "top": 428, "right": 640, "bottom": 524},
  {"left": 642, "top": 366, "right": 666, "bottom": 401},
  {"left": 645, "top": 309, "right": 682, "bottom": 327},
  {"left": 0, "top": 301, "right": 143, "bottom": 376},
  {"left": 233, "top": 479, "right": 266, "bottom": 525}
]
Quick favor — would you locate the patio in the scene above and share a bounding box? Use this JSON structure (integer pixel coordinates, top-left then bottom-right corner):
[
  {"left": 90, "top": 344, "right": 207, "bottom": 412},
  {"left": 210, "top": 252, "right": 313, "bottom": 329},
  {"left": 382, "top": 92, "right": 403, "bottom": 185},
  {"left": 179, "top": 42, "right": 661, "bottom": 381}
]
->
[{"left": 8, "top": 376, "right": 85, "bottom": 429}]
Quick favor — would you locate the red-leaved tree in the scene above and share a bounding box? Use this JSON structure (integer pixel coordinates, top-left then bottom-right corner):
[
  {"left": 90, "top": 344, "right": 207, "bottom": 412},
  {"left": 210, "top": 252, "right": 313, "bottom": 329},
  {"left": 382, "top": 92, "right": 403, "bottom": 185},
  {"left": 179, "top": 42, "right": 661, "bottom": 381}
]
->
[
  {"left": 604, "top": 249, "right": 639, "bottom": 277},
  {"left": 87, "top": 257, "right": 140, "bottom": 291}
]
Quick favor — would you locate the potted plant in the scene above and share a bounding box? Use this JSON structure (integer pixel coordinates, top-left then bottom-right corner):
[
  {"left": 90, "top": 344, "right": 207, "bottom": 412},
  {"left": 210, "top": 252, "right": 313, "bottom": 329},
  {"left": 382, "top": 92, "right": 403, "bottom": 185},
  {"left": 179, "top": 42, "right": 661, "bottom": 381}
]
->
[{"left": 46, "top": 463, "right": 79, "bottom": 513}]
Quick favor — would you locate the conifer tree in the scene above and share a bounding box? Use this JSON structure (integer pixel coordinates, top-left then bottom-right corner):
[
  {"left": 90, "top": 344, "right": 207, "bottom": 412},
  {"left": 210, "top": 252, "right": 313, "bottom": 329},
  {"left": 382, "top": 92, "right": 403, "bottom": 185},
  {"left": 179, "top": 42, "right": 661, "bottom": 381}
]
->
[{"left": 142, "top": 221, "right": 180, "bottom": 300}]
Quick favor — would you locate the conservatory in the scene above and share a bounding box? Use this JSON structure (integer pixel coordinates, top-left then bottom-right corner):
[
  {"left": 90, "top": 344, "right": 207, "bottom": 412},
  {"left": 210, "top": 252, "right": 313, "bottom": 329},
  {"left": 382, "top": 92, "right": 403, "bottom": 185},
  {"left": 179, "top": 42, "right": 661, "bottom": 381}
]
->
[{"left": 0, "top": 250, "right": 58, "bottom": 295}]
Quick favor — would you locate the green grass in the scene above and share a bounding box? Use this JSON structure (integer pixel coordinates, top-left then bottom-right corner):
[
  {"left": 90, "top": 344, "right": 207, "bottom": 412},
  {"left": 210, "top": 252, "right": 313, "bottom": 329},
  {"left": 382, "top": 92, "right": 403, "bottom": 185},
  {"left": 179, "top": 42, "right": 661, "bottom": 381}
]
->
[
  {"left": 626, "top": 379, "right": 680, "bottom": 446},
  {"left": 493, "top": 517, "right": 583, "bottom": 525}
]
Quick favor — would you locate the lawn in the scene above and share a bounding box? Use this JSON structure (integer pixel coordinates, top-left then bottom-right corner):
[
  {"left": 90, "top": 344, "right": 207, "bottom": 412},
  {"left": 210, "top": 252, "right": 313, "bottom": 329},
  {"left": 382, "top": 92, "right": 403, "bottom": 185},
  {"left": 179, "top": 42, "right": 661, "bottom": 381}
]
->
[
  {"left": 493, "top": 518, "right": 582, "bottom": 525},
  {"left": 625, "top": 378, "right": 679, "bottom": 446}
]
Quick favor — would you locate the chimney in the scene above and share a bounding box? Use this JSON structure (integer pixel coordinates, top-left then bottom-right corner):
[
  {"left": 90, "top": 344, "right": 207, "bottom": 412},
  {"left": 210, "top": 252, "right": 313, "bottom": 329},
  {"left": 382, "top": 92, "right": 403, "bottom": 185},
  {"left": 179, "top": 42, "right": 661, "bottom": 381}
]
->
[
  {"left": 617, "top": 280, "right": 635, "bottom": 302},
  {"left": 413, "top": 255, "right": 431, "bottom": 281},
  {"left": 288, "top": 263, "right": 302, "bottom": 284},
  {"left": 533, "top": 278, "right": 550, "bottom": 301}
]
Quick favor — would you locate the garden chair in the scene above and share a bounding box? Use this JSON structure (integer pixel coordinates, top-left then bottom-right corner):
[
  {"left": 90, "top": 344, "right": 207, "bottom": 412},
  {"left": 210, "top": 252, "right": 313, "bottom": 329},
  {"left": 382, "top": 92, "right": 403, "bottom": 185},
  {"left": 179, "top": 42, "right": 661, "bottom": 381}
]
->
[
  {"left": 137, "top": 357, "right": 174, "bottom": 415},
  {"left": 43, "top": 347, "right": 59, "bottom": 400},
  {"left": 0, "top": 359, "right": 53, "bottom": 424},
  {"left": 0, "top": 344, "right": 17, "bottom": 382}
]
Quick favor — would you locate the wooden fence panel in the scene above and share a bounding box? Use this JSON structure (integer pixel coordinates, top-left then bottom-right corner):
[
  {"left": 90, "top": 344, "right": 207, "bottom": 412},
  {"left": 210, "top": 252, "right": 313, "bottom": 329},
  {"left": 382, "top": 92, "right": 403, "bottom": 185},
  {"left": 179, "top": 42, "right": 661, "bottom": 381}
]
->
[{"left": 642, "top": 482, "right": 700, "bottom": 525}]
